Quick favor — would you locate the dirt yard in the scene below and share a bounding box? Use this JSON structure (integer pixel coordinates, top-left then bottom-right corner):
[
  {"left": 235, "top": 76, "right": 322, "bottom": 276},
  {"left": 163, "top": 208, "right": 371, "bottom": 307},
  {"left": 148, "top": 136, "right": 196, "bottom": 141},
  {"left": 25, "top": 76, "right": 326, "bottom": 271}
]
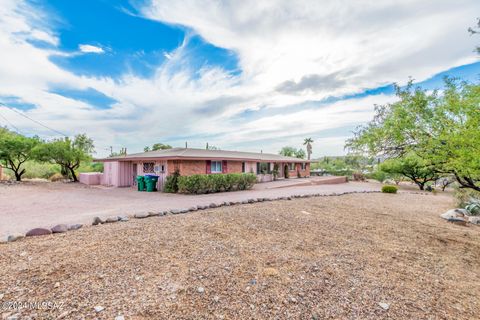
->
[{"left": 1, "top": 192, "right": 479, "bottom": 319}]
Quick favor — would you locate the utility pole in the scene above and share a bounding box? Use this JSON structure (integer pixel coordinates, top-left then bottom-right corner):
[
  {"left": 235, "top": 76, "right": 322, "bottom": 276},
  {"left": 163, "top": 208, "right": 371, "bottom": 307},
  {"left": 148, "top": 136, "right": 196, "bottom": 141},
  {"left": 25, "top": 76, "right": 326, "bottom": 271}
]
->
[{"left": 185, "top": 141, "right": 188, "bottom": 148}]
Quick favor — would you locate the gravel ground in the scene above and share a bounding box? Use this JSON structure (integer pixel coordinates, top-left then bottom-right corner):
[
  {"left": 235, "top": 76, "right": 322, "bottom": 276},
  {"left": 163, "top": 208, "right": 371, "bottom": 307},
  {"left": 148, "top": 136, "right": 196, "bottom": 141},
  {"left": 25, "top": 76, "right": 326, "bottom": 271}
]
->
[{"left": 1, "top": 192, "right": 479, "bottom": 319}]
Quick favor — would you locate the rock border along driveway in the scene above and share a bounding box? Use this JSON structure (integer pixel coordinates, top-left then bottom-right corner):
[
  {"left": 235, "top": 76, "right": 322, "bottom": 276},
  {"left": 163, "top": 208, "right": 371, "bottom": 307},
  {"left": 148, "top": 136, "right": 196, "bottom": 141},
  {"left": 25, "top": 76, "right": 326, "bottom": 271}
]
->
[{"left": 1, "top": 181, "right": 380, "bottom": 240}]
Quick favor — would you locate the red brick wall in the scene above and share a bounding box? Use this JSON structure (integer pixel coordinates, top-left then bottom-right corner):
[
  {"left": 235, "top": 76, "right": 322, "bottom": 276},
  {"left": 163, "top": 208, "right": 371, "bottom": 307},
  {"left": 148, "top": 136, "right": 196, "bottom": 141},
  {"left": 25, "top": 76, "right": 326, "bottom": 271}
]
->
[
  {"left": 167, "top": 160, "right": 244, "bottom": 176},
  {"left": 179, "top": 160, "right": 208, "bottom": 176},
  {"left": 226, "top": 161, "right": 243, "bottom": 173},
  {"left": 288, "top": 163, "right": 310, "bottom": 178}
]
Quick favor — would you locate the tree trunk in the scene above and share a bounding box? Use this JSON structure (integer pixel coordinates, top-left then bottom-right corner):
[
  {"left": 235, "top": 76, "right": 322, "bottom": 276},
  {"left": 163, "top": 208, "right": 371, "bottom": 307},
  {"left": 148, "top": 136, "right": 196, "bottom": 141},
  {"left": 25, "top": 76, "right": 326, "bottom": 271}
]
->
[
  {"left": 69, "top": 167, "right": 78, "bottom": 182},
  {"left": 14, "top": 172, "right": 22, "bottom": 181},
  {"left": 414, "top": 181, "right": 425, "bottom": 190}
]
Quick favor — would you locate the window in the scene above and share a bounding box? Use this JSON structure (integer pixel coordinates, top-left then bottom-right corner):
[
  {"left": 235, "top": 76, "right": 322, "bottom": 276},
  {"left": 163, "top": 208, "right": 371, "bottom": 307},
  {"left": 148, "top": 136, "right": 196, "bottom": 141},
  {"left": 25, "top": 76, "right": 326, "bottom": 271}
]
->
[
  {"left": 242, "top": 162, "right": 246, "bottom": 173},
  {"left": 143, "top": 162, "right": 154, "bottom": 173},
  {"left": 289, "top": 163, "right": 295, "bottom": 171},
  {"left": 301, "top": 163, "right": 306, "bottom": 170},
  {"left": 257, "top": 162, "right": 271, "bottom": 174},
  {"left": 211, "top": 161, "right": 222, "bottom": 173}
]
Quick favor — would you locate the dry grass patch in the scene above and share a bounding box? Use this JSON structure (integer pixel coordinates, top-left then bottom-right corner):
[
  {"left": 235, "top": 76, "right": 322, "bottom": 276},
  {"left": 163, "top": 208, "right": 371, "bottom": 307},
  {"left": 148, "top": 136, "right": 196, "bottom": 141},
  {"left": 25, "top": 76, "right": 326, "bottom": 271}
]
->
[{"left": 0, "top": 193, "right": 479, "bottom": 319}]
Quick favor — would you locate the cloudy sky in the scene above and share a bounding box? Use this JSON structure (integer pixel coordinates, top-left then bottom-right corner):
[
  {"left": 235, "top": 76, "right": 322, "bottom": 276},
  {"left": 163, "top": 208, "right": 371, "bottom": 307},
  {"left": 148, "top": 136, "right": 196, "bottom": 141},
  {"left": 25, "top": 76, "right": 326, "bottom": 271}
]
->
[{"left": 0, "top": 0, "right": 479, "bottom": 157}]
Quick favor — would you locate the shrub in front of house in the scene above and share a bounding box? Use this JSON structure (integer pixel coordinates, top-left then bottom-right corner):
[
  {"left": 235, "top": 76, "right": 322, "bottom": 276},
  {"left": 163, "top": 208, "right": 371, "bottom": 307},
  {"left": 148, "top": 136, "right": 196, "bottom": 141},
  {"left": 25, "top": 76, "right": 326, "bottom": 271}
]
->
[
  {"left": 381, "top": 185, "right": 398, "bottom": 194},
  {"left": 164, "top": 169, "right": 180, "bottom": 193},
  {"left": 177, "top": 173, "right": 257, "bottom": 194}
]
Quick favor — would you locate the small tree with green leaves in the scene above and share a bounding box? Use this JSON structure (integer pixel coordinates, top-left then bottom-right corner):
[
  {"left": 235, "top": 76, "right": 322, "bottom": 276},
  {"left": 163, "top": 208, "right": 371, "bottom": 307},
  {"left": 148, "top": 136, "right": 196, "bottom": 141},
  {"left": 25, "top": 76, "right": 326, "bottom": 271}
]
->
[
  {"left": 0, "top": 128, "right": 39, "bottom": 181},
  {"left": 380, "top": 153, "right": 438, "bottom": 190},
  {"left": 34, "top": 134, "right": 94, "bottom": 182}
]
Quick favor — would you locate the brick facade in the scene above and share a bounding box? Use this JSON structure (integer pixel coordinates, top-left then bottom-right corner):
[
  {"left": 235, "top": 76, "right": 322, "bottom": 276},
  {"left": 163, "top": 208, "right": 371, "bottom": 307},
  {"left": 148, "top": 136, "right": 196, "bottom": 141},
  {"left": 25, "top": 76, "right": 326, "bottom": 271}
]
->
[
  {"left": 167, "top": 160, "right": 244, "bottom": 176},
  {"left": 287, "top": 163, "right": 310, "bottom": 178},
  {"left": 166, "top": 160, "right": 309, "bottom": 178}
]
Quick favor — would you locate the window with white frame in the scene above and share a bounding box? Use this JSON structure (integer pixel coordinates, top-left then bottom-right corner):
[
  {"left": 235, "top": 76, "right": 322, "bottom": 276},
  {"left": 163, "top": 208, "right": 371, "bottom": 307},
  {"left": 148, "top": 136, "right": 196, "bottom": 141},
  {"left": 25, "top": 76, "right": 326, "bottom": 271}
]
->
[
  {"left": 301, "top": 163, "right": 306, "bottom": 170},
  {"left": 211, "top": 161, "right": 222, "bottom": 173},
  {"left": 143, "top": 162, "right": 154, "bottom": 173},
  {"left": 288, "top": 163, "right": 295, "bottom": 171}
]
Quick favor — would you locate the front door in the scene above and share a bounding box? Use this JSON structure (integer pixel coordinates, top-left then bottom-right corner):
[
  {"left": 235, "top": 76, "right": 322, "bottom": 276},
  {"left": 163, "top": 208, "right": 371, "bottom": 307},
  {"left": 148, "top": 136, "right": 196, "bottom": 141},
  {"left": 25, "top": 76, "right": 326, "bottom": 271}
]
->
[
  {"left": 132, "top": 163, "right": 137, "bottom": 186},
  {"left": 155, "top": 161, "right": 167, "bottom": 191}
]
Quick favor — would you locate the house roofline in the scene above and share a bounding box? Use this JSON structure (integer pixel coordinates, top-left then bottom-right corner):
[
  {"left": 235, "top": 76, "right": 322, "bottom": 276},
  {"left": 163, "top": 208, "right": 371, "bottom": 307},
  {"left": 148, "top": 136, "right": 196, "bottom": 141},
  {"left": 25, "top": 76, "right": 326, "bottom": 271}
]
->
[{"left": 95, "top": 156, "right": 314, "bottom": 163}]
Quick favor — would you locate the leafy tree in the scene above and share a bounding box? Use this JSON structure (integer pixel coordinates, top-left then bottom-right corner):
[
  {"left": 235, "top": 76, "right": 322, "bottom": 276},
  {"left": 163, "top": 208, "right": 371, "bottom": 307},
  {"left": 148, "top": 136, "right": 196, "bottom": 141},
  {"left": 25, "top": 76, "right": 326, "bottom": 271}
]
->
[
  {"left": 144, "top": 143, "right": 172, "bottom": 152},
  {"left": 279, "top": 146, "right": 305, "bottom": 159},
  {"left": 380, "top": 153, "right": 438, "bottom": 190},
  {"left": 347, "top": 80, "right": 480, "bottom": 192},
  {"left": 303, "top": 138, "right": 314, "bottom": 160},
  {"left": 0, "top": 128, "right": 39, "bottom": 181},
  {"left": 152, "top": 143, "right": 172, "bottom": 151},
  {"left": 34, "top": 134, "right": 94, "bottom": 182}
]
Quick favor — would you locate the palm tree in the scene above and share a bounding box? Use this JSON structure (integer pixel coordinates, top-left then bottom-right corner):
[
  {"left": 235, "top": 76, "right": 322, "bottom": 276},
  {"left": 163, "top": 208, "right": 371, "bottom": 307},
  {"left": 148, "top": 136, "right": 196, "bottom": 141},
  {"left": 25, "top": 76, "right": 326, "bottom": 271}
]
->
[{"left": 303, "top": 138, "right": 314, "bottom": 160}]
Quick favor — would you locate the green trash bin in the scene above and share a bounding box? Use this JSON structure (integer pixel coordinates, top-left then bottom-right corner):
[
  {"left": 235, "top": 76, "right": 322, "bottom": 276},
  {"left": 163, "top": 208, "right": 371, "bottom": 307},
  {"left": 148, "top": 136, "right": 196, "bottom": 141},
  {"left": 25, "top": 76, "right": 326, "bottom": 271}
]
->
[
  {"left": 145, "top": 174, "right": 159, "bottom": 192},
  {"left": 136, "top": 176, "right": 145, "bottom": 191}
]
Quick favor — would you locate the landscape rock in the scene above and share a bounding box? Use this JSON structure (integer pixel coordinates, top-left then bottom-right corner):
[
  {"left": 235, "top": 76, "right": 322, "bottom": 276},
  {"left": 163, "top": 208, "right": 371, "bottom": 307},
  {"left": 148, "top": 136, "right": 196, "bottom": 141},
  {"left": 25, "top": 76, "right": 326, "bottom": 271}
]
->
[
  {"left": 247, "top": 198, "right": 256, "bottom": 203},
  {"left": 68, "top": 224, "right": 83, "bottom": 231},
  {"left": 440, "top": 209, "right": 469, "bottom": 220},
  {"left": 7, "top": 233, "right": 25, "bottom": 242},
  {"left": 197, "top": 287, "right": 205, "bottom": 293},
  {"left": 134, "top": 212, "right": 149, "bottom": 219},
  {"left": 92, "top": 217, "right": 105, "bottom": 225},
  {"left": 468, "top": 216, "right": 480, "bottom": 225},
  {"left": 148, "top": 211, "right": 160, "bottom": 217},
  {"left": 179, "top": 208, "right": 189, "bottom": 213},
  {"left": 188, "top": 206, "right": 198, "bottom": 211},
  {"left": 105, "top": 216, "right": 119, "bottom": 223},
  {"left": 170, "top": 209, "right": 181, "bottom": 214},
  {"left": 115, "top": 316, "right": 125, "bottom": 320},
  {"left": 26, "top": 228, "right": 52, "bottom": 237},
  {"left": 94, "top": 306, "right": 104, "bottom": 313},
  {"left": 118, "top": 216, "right": 129, "bottom": 222},
  {"left": 209, "top": 203, "right": 217, "bottom": 208},
  {"left": 241, "top": 200, "right": 249, "bottom": 204},
  {"left": 51, "top": 224, "right": 68, "bottom": 233},
  {"left": 378, "top": 302, "right": 390, "bottom": 310},
  {"left": 447, "top": 217, "right": 468, "bottom": 226}
]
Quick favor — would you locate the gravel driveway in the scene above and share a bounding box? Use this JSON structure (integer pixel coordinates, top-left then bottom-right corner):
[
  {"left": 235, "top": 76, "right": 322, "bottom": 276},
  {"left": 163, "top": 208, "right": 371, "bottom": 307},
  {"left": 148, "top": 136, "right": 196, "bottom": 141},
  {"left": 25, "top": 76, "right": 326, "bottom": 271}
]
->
[{"left": 0, "top": 180, "right": 378, "bottom": 237}]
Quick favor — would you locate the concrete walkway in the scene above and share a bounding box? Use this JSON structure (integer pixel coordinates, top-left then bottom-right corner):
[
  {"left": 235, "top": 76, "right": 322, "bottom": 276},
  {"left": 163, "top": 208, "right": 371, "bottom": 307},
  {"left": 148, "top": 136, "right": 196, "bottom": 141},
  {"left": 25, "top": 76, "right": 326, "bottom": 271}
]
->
[{"left": 0, "top": 180, "right": 379, "bottom": 237}]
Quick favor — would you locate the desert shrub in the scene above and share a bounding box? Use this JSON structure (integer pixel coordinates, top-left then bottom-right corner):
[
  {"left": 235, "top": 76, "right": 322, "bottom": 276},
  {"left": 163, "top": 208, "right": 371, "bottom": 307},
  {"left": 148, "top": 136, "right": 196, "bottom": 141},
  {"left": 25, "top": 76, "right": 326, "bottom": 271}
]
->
[
  {"left": 353, "top": 172, "right": 366, "bottom": 181},
  {"left": 78, "top": 162, "right": 104, "bottom": 173},
  {"left": 367, "top": 169, "right": 387, "bottom": 182},
  {"left": 465, "top": 199, "right": 480, "bottom": 216},
  {"left": 11, "top": 161, "right": 61, "bottom": 179},
  {"left": 177, "top": 173, "right": 256, "bottom": 194},
  {"left": 454, "top": 188, "right": 480, "bottom": 207},
  {"left": 49, "top": 172, "right": 65, "bottom": 182},
  {"left": 164, "top": 169, "right": 180, "bottom": 193},
  {"left": 381, "top": 185, "right": 398, "bottom": 193}
]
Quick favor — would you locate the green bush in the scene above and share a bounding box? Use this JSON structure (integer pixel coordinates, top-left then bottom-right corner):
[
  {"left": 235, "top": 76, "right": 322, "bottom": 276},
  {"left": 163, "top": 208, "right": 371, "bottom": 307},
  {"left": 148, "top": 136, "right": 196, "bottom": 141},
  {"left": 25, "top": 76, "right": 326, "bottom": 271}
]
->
[
  {"left": 177, "top": 173, "right": 257, "bottom": 194},
  {"left": 381, "top": 185, "right": 398, "bottom": 193},
  {"left": 164, "top": 169, "right": 180, "bottom": 193},
  {"left": 367, "top": 169, "right": 387, "bottom": 182}
]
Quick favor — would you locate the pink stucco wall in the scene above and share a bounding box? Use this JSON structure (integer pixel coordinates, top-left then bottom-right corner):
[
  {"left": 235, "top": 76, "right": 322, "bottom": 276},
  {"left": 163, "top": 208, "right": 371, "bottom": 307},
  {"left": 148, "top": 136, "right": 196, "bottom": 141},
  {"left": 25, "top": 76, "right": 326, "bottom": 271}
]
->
[
  {"left": 79, "top": 172, "right": 102, "bottom": 185},
  {"left": 102, "top": 161, "right": 133, "bottom": 187}
]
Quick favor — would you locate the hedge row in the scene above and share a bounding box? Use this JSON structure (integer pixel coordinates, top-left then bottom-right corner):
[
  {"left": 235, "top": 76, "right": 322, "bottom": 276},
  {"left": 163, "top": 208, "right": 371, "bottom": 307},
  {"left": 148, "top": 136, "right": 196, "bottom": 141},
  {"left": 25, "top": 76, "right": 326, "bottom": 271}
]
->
[{"left": 177, "top": 173, "right": 257, "bottom": 194}]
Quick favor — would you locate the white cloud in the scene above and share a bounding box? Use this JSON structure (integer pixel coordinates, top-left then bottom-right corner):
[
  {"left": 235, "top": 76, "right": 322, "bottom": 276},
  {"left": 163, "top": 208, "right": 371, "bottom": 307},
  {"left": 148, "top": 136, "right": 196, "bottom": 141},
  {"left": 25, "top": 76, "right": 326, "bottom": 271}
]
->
[
  {"left": 0, "top": 0, "right": 478, "bottom": 158},
  {"left": 78, "top": 44, "right": 105, "bottom": 54}
]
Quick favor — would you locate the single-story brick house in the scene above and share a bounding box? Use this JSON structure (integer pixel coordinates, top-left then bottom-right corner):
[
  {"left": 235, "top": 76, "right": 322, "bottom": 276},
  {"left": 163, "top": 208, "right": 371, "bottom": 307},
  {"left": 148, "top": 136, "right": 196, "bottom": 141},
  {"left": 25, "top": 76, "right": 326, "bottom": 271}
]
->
[{"left": 94, "top": 148, "right": 311, "bottom": 191}]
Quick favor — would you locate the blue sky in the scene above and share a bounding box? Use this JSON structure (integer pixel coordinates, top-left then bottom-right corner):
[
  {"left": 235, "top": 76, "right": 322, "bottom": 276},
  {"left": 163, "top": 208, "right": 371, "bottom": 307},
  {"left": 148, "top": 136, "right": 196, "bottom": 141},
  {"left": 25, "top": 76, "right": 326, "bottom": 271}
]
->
[{"left": 0, "top": 0, "right": 479, "bottom": 156}]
